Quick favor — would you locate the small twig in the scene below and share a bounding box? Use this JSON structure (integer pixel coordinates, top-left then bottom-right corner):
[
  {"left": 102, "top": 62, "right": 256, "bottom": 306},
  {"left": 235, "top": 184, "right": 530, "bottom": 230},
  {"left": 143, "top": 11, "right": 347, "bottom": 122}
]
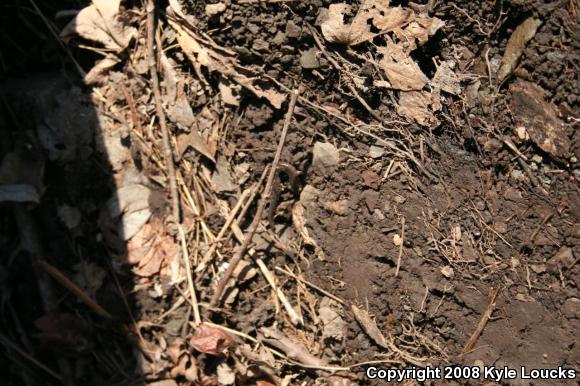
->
[
  {"left": 147, "top": 0, "right": 180, "bottom": 223},
  {"left": 0, "top": 333, "right": 61, "bottom": 381},
  {"left": 461, "top": 287, "right": 500, "bottom": 354},
  {"left": 395, "top": 217, "right": 406, "bottom": 277},
  {"left": 40, "top": 261, "right": 113, "bottom": 320},
  {"left": 178, "top": 225, "right": 201, "bottom": 325},
  {"left": 529, "top": 213, "right": 553, "bottom": 243},
  {"left": 516, "top": 157, "right": 549, "bottom": 196},
  {"left": 502, "top": 137, "right": 528, "bottom": 161},
  {"left": 210, "top": 89, "right": 300, "bottom": 308}
]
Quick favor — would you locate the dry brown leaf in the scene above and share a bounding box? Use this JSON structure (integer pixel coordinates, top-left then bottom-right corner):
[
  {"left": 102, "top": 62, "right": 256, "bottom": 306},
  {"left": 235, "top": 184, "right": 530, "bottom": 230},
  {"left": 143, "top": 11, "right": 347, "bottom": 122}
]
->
[
  {"left": 261, "top": 327, "right": 327, "bottom": 367},
  {"left": 397, "top": 90, "right": 440, "bottom": 127},
  {"left": 189, "top": 324, "right": 235, "bottom": 356},
  {"left": 170, "top": 20, "right": 286, "bottom": 109},
  {"left": 124, "top": 219, "right": 179, "bottom": 277},
  {"left": 60, "top": 0, "right": 137, "bottom": 53},
  {"left": 378, "top": 44, "right": 428, "bottom": 91},
  {"left": 320, "top": 1, "right": 414, "bottom": 46},
  {"left": 509, "top": 81, "right": 570, "bottom": 158},
  {"left": 394, "top": 15, "right": 445, "bottom": 51},
  {"left": 176, "top": 128, "right": 216, "bottom": 163},
  {"left": 497, "top": 17, "right": 542, "bottom": 82},
  {"left": 351, "top": 305, "right": 389, "bottom": 349}
]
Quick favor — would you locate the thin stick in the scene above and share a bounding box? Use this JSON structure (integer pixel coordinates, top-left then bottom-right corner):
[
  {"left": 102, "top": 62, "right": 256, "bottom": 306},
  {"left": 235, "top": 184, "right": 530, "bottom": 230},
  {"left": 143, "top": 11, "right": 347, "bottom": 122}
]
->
[
  {"left": 395, "top": 217, "right": 405, "bottom": 277},
  {"left": 210, "top": 89, "right": 300, "bottom": 307},
  {"left": 0, "top": 333, "right": 61, "bottom": 381},
  {"left": 40, "top": 261, "right": 113, "bottom": 320},
  {"left": 147, "top": 0, "right": 180, "bottom": 223},
  {"left": 178, "top": 225, "right": 201, "bottom": 324},
  {"left": 461, "top": 287, "right": 500, "bottom": 354},
  {"left": 28, "top": 0, "right": 85, "bottom": 78}
]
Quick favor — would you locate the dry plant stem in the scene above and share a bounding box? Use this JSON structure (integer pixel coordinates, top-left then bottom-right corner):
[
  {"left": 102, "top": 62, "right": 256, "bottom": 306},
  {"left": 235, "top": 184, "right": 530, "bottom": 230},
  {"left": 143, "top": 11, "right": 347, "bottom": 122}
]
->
[
  {"left": 196, "top": 188, "right": 252, "bottom": 273},
  {"left": 516, "top": 157, "right": 549, "bottom": 196},
  {"left": 275, "top": 266, "right": 345, "bottom": 305},
  {"left": 255, "top": 258, "right": 303, "bottom": 326},
  {"left": 462, "top": 287, "right": 500, "bottom": 354},
  {"left": 178, "top": 225, "right": 201, "bottom": 324},
  {"left": 210, "top": 89, "right": 300, "bottom": 308},
  {"left": 147, "top": 0, "right": 180, "bottom": 223}
]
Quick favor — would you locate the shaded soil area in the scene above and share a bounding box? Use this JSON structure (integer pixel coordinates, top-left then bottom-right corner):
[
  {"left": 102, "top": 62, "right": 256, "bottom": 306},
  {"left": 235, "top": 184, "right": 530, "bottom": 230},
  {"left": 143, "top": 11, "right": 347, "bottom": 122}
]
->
[{"left": 0, "top": 0, "right": 578, "bottom": 385}]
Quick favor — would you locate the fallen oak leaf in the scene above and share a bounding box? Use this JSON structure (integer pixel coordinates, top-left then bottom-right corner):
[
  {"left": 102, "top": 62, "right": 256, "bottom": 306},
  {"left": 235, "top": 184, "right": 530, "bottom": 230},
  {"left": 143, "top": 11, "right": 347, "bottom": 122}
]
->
[{"left": 189, "top": 324, "right": 236, "bottom": 356}]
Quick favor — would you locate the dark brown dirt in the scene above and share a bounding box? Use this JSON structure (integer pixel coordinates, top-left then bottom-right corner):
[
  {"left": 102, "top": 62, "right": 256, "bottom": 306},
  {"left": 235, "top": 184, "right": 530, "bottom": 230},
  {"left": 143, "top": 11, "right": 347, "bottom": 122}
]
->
[{"left": 194, "top": 0, "right": 579, "bottom": 384}]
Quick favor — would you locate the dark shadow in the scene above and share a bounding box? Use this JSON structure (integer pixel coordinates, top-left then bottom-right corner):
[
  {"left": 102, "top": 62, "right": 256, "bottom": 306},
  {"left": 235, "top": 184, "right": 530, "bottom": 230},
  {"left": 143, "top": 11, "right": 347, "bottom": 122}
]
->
[{"left": 0, "top": 1, "right": 145, "bottom": 385}]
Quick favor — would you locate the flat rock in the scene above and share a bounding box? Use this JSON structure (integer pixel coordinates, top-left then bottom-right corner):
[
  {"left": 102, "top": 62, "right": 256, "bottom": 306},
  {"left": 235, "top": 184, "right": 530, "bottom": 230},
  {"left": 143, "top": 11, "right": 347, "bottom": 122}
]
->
[{"left": 312, "top": 142, "right": 339, "bottom": 172}]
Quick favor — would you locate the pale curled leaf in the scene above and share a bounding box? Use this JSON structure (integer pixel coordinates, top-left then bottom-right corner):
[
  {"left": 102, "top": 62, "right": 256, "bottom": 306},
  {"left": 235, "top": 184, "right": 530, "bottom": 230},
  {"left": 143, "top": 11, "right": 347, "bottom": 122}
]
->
[
  {"left": 498, "top": 18, "right": 541, "bottom": 82},
  {"left": 84, "top": 55, "right": 120, "bottom": 85},
  {"left": 99, "top": 184, "right": 152, "bottom": 250},
  {"left": 0, "top": 184, "right": 40, "bottom": 204},
  {"left": 60, "top": 0, "right": 137, "bottom": 53}
]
